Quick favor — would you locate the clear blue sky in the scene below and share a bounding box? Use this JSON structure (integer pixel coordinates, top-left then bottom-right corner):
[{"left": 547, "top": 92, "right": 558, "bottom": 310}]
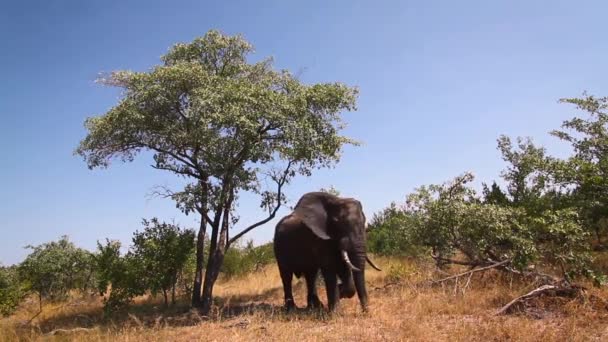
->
[{"left": 1, "top": 0, "right": 606, "bottom": 265}]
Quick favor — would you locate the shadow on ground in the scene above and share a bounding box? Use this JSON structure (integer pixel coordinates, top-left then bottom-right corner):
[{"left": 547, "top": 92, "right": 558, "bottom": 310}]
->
[{"left": 20, "top": 282, "right": 332, "bottom": 334}]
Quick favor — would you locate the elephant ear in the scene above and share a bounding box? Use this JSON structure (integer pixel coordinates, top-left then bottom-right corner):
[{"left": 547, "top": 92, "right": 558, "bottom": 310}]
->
[{"left": 293, "top": 194, "right": 332, "bottom": 240}]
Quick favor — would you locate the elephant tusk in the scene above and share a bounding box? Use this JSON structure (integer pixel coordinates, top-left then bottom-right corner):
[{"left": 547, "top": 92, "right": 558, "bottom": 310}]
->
[
  {"left": 366, "top": 256, "right": 382, "bottom": 271},
  {"left": 342, "top": 250, "right": 361, "bottom": 272}
]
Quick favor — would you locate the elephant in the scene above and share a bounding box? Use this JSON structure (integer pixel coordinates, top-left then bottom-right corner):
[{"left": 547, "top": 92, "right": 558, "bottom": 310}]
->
[{"left": 273, "top": 191, "right": 381, "bottom": 312}]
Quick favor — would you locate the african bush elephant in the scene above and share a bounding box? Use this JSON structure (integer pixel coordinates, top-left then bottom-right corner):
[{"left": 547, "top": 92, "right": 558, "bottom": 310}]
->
[{"left": 273, "top": 191, "right": 381, "bottom": 312}]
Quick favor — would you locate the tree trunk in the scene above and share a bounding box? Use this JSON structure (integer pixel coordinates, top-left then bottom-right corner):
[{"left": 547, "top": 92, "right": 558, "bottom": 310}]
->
[
  {"left": 163, "top": 289, "right": 168, "bottom": 307},
  {"left": 200, "top": 248, "right": 225, "bottom": 315},
  {"left": 200, "top": 197, "right": 232, "bottom": 315},
  {"left": 191, "top": 218, "right": 206, "bottom": 307},
  {"left": 171, "top": 275, "right": 176, "bottom": 306},
  {"left": 192, "top": 180, "right": 209, "bottom": 308}
]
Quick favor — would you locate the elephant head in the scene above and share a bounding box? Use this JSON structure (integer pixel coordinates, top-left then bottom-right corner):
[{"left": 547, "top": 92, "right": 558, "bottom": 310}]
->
[{"left": 293, "top": 192, "right": 381, "bottom": 309}]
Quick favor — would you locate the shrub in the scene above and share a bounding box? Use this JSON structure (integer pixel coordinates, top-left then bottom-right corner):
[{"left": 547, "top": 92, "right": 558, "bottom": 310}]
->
[
  {"left": 0, "top": 266, "right": 25, "bottom": 316},
  {"left": 402, "top": 173, "right": 600, "bottom": 283},
  {"left": 18, "top": 236, "right": 96, "bottom": 306},
  {"left": 367, "top": 202, "right": 425, "bottom": 257},
  {"left": 221, "top": 241, "right": 274, "bottom": 278},
  {"left": 95, "top": 218, "right": 195, "bottom": 313}
]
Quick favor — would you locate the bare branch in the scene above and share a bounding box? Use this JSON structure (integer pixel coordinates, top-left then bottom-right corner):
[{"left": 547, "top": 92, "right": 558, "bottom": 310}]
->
[
  {"left": 227, "top": 160, "right": 293, "bottom": 246},
  {"left": 495, "top": 284, "right": 584, "bottom": 315},
  {"left": 146, "top": 185, "right": 176, "bottom": 200},
  {"left": 46, "top": 328, "right": 97, "bottom": 336},
  {"left": 430, "top": 251, "right": 488, "bottom": 267},
  {"left": 431, "top": 259, "right": 511, "bottom": 284}
]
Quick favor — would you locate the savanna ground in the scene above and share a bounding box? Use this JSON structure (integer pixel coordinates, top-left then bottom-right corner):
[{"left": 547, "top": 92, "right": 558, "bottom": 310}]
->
[{"left": 2, "top": 256, "right": 608, "bottom": 342}]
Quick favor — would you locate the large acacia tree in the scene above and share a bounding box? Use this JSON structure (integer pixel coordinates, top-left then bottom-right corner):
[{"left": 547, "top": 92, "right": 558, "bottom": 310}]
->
[{"left": 76, "top": 30, "right": 358, "bottom": 313}]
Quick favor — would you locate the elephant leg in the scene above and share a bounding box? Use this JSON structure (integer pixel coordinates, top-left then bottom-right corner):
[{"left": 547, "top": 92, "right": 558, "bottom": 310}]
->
[
  {"left": 321, "top": 269, "right": 339, "bottom": 312},
  {"left": 304, "top": 270, "right": 322, "bottom": 309},
  {"left": 280, "top": 269, "right": 296, "bottom": 311}
]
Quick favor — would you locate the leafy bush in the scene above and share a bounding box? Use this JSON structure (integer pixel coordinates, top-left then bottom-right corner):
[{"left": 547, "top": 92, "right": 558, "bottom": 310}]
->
[
  {"left": 96, "top": 219, "right": 195, "bottom": 313},
  {"left": 375, "top": 172, "right": 601, "bottom": 283},
  {"left": 367, "top": 202, "right": 424, "bottom": 257},
  {"left": 221, "top": 241, "right": 274, "bottom": 278},
  {"left": 131, "top": 218, "right": 195, "bottom": 306},
  {"left": 18, "top": 236, "right": 96, "bottom": 305},
  {"left": 95, "top": 239, "right": 146, "bottom": 314},
  {"left": 549, "top": 94, "right": 608, "bottom": 245},
  {"left": 0, "top": 266, "right": 25, "bottom": 316},
  {"left": 368, "top": 93, "right": 608, "bottom": 285}
]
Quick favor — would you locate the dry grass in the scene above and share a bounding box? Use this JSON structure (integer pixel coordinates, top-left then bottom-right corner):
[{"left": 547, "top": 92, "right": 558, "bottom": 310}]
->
[{"left": 2, "top": 256, "right": 608, "bottom": 341}]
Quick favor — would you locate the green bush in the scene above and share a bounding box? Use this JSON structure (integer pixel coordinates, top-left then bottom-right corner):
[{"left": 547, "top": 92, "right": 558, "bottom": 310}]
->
[
  {"left": 221, "top": 241, "right": 274, "bottom": 278},
  {"left": 131, "top": 218, "right": 195, "bottom": 306},
  {"left": 95, "top": 239, "right": 146, "bottom": 314},
  {"left": 96, "top": 218, "right": 195, "bottom": 313},
  {"left": 377, "top": 172, "right": 601, "bottom": 283},
  {"left": 18, "top": 236, "right": 96, "bottom": 304},
  {"left": 367, "top": 202, "right": 425, "bottom": 257},
  {"left": 0, "top": 266, "right": 25, "bottom": 316}
]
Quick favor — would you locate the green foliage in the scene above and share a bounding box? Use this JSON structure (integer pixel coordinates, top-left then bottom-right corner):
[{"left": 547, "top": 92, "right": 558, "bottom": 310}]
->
[
  {"left": 95, "top": 219, "right": 195, "bottom": 313},
  {"left": 75, "top": 29, "right": 359, "bottom": 219},
  {"left": 0, "top": 266, "right": 25, "bottom": 316},
  {"left": 364, "top": 94, "right": 608, "bottom": 286},
  {"left": 221, "top": 241, "right": 274, "bottom": 278},
  {"left": 549, "top": 93, "right": 608, "bottom": 244},
  {"left": 482, "top": 181, "right": 510, "bottom": 206},
  {"left": 367, "top": 202, "right": 423, "bottom": 256},
  {"left": 94, "top": 239, "right": 146, "bottom": 314},
  {"left": 131, "top": 218, "right": 195, "bottom": 305},
  {"left": 18, "top": 236, "right": 96, "bottom": 303},
  {"left": 369, "top": 171, "right": 598, "bottom": 282},
  {"left": 496, "top": 135, "right": 550, "bottom": 209}
]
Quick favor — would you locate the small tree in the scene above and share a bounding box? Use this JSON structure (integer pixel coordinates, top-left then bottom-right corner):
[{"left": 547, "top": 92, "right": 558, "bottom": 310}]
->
[
  {"left": 367, "top": 202, "right": 422, "bottom": 256},
  {"left": 131, "top": 218, "right": 195, "bottom": 306},
  {"left": 496, "top": 135, "right": 552, "bottom": 212},
  {"left": 0, "top": 265, "right": 25, "bottom": 317},
  {"left": 95, "top": 239, "right": 146, "bottom": 314},
  {"left": 550, "top": 93, "right": 608, "bottom": 245},
  {"left": 18, "top": 236, "right": 96, "bottom": 309},
  {"left": 76, "top": 30, "right": 359, "bottom": 313}
]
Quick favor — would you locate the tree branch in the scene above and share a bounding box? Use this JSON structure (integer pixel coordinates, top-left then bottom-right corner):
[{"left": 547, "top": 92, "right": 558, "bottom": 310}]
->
[
  {"left": 151, "top": 165, "right": 200, "bottom": 179},
  {"left": 227, "top": 160, "right": 293, "bottom": 246},
  {"left": 143, "top": 144, "right": 199, "bottom": 172},
  {"left": 431, "top": 259, "right": 511, "bottom": 284},
  {"left": 430, "top": 251, "right": 488, "bottom": 267}
]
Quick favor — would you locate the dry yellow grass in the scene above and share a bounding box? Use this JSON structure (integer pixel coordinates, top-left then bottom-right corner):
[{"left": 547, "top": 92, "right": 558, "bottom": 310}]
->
[{"left": 2, "top": 256, "right": 608, "bottom": 341}]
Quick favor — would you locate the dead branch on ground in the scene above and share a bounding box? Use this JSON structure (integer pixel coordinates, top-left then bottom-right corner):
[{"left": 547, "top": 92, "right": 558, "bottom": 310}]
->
[
  {"left": 496, "top": 283, "right": 585, "bottom": 315},
  {"left": 430, "top": 259, "right": 511, "bottom": 285}
]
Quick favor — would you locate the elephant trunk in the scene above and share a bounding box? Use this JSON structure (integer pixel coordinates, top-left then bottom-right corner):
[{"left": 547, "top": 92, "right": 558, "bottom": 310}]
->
[{"left": 352, "top": 251, "right": 369, "bottom": 311}]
